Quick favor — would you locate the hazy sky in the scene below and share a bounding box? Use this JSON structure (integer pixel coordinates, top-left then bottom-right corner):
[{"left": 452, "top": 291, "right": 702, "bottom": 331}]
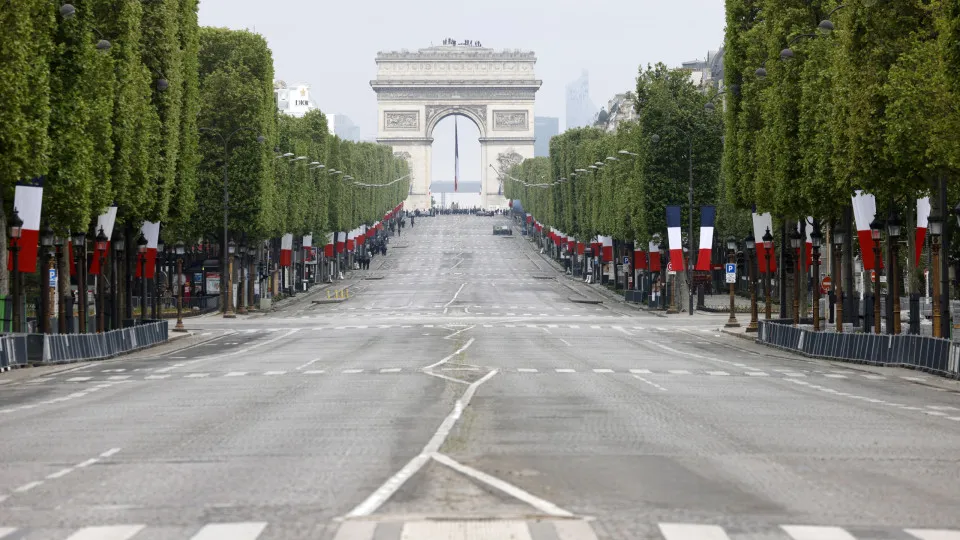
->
[{"left": 198, "top": 0, "right": 725, "bottom": 206}]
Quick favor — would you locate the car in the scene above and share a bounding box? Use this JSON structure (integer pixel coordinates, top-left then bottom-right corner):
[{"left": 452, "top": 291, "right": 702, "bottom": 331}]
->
[{"left": 493, "top": 225, "right": 512, "bottom": 236}]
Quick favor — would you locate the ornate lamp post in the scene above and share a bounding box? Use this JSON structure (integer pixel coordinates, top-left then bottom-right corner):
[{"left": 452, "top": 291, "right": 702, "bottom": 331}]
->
[
  {"left": 40, "top": 226, "right": 54, "bottom": 334},
  {"left": 886, "top": 211, "right": 902, "bottom": 335},
  {"left": 869, "top": 216, "right": 883, "bottom": 334},
  {"left": 929, "top": 213, "right": 943, "bottom": 338},
  {"left": 173, "top": 241, "right": 186, "bottom": 332},
  {"left": 113, "top": 234, "right": 124, "bottom": 329},
  {"left": 833, "top": 227, "right": 846, "bottom": 333},
  {"left": 810, "top": 221, "right": 823, "bottom": 332},
  {"left": 789, "top": 225, "right": 802, "bottom": 326},
  {"left": 153, "top": 240, "right": 164, "bottom": 320},
  {"left": 72, "top": 230, "right": 87, "bottom": 333},
  {"left": 94, "top": 227, "right": 108, "bottom": 332},
  {"left": 8, "top": 209, "right": 23, "bottom": 333},
  {"left": 224, "top": 239, "right": 236, "bottom": 318},
  {"left": 136, "top": 232, "right": 148, "bottom": 321},
  {"left": 762, "top": 227, "right": 774, "bottom": 320},
  {"left": 745, "top": 232, "right": 758, "bottom": 332},
  {"left": 725, "top": 236, "right": 740, "bottom": 328},
  {"left": 658, "top": 242, "right": 666, "bottom": 310},
  {"left": 237, "top": 243, "right": 247, "bottom": 315}
]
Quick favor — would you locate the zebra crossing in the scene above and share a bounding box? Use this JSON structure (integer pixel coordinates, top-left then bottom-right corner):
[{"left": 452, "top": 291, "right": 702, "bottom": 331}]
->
[{"left": 217, "top": 323, "right": 720, "bottom": 332}]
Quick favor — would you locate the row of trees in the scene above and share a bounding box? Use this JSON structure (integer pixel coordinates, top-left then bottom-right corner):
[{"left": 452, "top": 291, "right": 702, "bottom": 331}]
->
[{"left": 1, "top": 4, "right": 409, "bottom": 292}]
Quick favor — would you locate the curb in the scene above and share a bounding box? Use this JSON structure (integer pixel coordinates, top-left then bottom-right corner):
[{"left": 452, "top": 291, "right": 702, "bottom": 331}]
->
[
  {"left": 312, "top": 298, "right": 348, "bottom": 305},
  {"left": 569, "top": 296, "right": 603, "bottom": 304},
  {"left": 720, "top": 328, "right": 758, "bottom": 342}
]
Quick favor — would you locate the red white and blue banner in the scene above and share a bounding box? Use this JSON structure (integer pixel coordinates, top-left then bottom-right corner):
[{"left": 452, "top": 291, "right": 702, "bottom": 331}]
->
[
  {"left": 666, "top": 205, "right": 684, "bottom": 271},
  {"left": 89, "top": 205, "right": 118, "bottom": 275},
  {"left": 801, "top": 216, "right": 814, "bottom": 268},
  {"left": 916, "top": 196, "right": 930, "bottom": 266},
  {"left": 600, "top": 236, "right": 613, "bottom": 262},
  {"left": 695, "top": 205, "right": 715, "bottom": 271},
  {"left": 134, "top": 221, "right": 161, "bottom": 278},
  {"left": 280, "top": 233, "right": 293, "bottom": 267},
  {"left": 336, "top": 232, "right": 346, "bottom": 254},
  {"left": 648, "top": 240, "right": 661, "bottom": 272},
  {"left": 324, "top": 232, "right": 335, "bottom": 258},
  {"left": 634, "top": 248, "right": 647, "bottom": 271},
  {"left": 751, "top": 210, "right": 777, "bottom": 273},
  {"left": 852, "top": 190, "right": 882, "bottom": 270},
  {"left": 9, "top": 177, "right": 43, "bottom": 273}
]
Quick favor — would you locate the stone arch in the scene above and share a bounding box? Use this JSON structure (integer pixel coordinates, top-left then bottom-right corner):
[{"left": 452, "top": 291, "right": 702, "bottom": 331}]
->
[{"left": 424, "top": 105, "right": 487, "bottom": 139}]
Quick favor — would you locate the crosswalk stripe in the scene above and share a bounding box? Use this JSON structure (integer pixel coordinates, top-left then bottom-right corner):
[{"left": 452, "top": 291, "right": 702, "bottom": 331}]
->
[
  {"left": 0, "top": 528, "right": 15, "bottom": 538},
  {"left": 66, "top": 525, "right": 146, "bottom": 540},
  {"left": 517, "top": 368, "right": 538, "bottom": 373},
  {"left": 190, "top": 522, "right": 268, "bottom": 540},
  {"left": 593, "top": 368, "right": 614, "bottom": 373},
  {"left": 781, "top": 525, "right": 857, "bottom": 539},
  {"left": 225, "top": 372, "right": 247, "bottom": 377},
  {"left": 905, "top": 529, "right": 960, "bottom": 540},
  {"left": 332, "top": 521, "right": 377, "bottom": 540},
  {"left": 659, "top": 523, "right": 730, "bottom": 539}
]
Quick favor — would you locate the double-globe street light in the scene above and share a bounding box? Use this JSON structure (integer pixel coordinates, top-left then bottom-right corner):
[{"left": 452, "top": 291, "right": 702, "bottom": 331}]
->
[
  {"left": 174, "top": 241, "right": 186, "bottom": 332},
  {"left": 8, "top": 209, "right": 23, "bottom": 333},
  {"left": 745, "top": 232, "right": 758, "bottom": 333}
]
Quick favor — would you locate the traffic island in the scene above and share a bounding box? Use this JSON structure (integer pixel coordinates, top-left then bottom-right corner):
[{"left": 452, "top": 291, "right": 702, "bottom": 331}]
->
[{"left": 569, "top": 296, "right": 603, "bottom": 304}]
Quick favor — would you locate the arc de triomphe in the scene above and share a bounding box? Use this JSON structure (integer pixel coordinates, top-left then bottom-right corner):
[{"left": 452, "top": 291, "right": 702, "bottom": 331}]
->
[{"left": 371, "top": 44, "right": 541, "bottom": 210}]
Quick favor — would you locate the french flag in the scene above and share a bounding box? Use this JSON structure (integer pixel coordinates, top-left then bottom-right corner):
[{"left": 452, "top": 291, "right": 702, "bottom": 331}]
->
[
  {"left": 347, "top": 230, "right": 355, "bottom": 251},
  {"left": 135, "top": 221, "right": 160, "bottom": 278},
  {"left": 666, "top": 205, "right": 684, "bottom": 270},
  {"left": 601, "top": 236, "right": 613, "bottom": 262},
  {"left": 336, "top": 232, "right": 346, "bottom": 253},
  {"left": 324, "top": 233, "right": 334, "bottom": 258},
  {"left": 9, "top": 177, "right": 44, "bottom": 273},
  {"left": 577, "top": 242, "right": 585, "bottom": 255},
  {"left": 89, "top": 206, "right": 118, "bottom": 275},
  {"left": 751, "top": 210, "right": 777, "bottom": 273},
  {"left": 280, "top": 234, "right": 293, "bottom": 267},
  {"left": 852, "top": 191, "right": 883, "bottom": 270},
  {"left": 695, "top": 206, "right": 715, "bottom": 271},
  {"left": 648, "top": 240, "right": 661, "bottom": 272},
  {"left": 916, "top": 197, "right": 930, "bottom": 266},
  {"left": 634, "top": 248, "right": 648, "bottom": 271},
  {"left": 802, "top": 217, "right": 814, "bottom": 268}
]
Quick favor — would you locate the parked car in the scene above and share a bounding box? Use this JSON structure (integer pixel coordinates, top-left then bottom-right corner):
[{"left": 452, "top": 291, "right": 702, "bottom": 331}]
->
[{"left": 493, "top": 225, "right": 512, "bottom": 235}]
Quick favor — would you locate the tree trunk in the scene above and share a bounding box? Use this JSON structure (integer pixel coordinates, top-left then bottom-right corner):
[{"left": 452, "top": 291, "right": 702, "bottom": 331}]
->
[
  {"left": 58, "top": 237, "right": 70, "bottom": 333},
  {"left": 0, "top": 200, "right": 8, "bottom": 296},
  {"left": 906, "top": 202, "right": 916, "bottom": 295}
]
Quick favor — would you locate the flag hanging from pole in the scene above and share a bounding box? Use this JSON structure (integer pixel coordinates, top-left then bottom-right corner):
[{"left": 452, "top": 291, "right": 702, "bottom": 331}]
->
[{"left": 454, "top": 116, "right": 459, "bottom": 192}]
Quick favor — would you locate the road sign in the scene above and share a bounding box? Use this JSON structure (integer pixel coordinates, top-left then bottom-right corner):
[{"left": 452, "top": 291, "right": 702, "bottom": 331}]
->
[
  {"left": 725, "top": 263, "right": 736, "bottom": 284},
  {"left": 623, "top": 256, "right": 630, "bottom": 265},
  {"left": 821, "top": 276, "right": 832, "bottom": 294},
  {"left": 48, "top": 268, "right": 57, "bottom": 287}
]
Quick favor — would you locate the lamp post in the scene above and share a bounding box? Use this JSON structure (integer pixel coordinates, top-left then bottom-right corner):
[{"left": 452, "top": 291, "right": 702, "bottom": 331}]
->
[
  {"left": 198, "top": 127, "right": 265, "bottom": 315},
  {"left": 789, "top": 225, "right": 802, "bottom": 326},
  {"left": 745, "top": 232, "right": 758, "bottom": 332},
  {"left": 833, "top": 227, "right": 846, "bottom": 333},
  {"left": 95, "top": 227, "right": 108, "bottom": 332},
  {"left": 762, "top": 227, "right": 773, "bottom": 320},
  {"left": 810, "top": 221, "right": 823, "bottom": 332},
  {"left": 113, "top": 234, "right": 124, "bottom": 330},
  {"left": 886, "top": 211, "right": 901, "bottom": 335},
  {"left": 174, "top": 241, "right": 186, "bottom": 332},
  {"left": 929, "top": 213, "right": 943, "bottom": 338},
  {"left": 869, "top": 216, "right": 883, "bottom": 334},
  {"left": 725, "top": 236, "right": 740, "bottom": 328},
  {"left": 224, "top": 239, "right": 236, "bottom": 318},
  {"left": 72, "top": 231, "right": 87, "bottom": 333},
  {"left": 40, "top": 226, "right": 54, "bottom": 334},
  {"left": 8, "top": 209, "right": 23, "bottom": 333},
  {"left": 153, "top": 240, "right": 164, "bottom": 320},
  {"left": 658, "top": 242, "right": 666, "bottom": 310},
  {"left": 136, "top": 232, "right": 147, "bottom": 321},
  {"left": 237, "top": 243, "right": 247, "bottom": 315}
]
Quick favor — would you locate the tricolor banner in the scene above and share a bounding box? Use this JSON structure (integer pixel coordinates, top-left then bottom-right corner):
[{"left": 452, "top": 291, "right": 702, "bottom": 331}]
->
[
  {"left": 666, "top": 206, "right": 684, "bottom": 271},
  {"left": 600, "top": 236, "right": 613, "bottom": 263},
  {"left": 852, "top": 191, "right": 883, "bottom": 270},
  {"left": 695, "top": 206, "right": 715, "bottom": 271},
  {"left": 916, "top": 197, "right": 930, "bottom": 266},
  {"left": 648, "top": 240, "right": 661, "bottom": 272},
  {"left": 801, "top": 217, "right": 814, "bottom": 268},
  {"left": 280, "top": 233, "right": 293, "bottom": 267},
  {"left": 751, "top": 211, "right": 777, "bottom": 273},
  {"left": 634, "top": 249, "right": 648, "bottom": 271},
  {"left": 347, "top": 230, "right": 355, "bottom": 251},
  {"left": 8, "top": 177, "right": 44, "bottom": 273},
  {"left": 336, "top": 232, "right": 346, "bottom": 254},
  {"left": 89, "top": 206, "right": 118, "bottom": 275},
  {"left": 135, "top": 221, "right": 160, "bottom": 278},
  {"left": 324, "top": 233, "right": 334, "bottom": 258}
]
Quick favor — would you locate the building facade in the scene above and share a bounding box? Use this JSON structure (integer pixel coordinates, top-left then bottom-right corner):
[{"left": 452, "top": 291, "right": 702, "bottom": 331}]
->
[
  {"left": 534, "top": 116, "right": 559, "bottom": 157},
  {"left": 565, "top": 70, "right": 597, "bottom": 130},
  {"left": 274, "top": 81, "right": 318, "bottom": 118}
]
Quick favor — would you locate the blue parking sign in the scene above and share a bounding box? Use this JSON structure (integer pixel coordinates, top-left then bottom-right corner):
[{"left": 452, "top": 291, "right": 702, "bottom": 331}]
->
[{"left": 725, "top": 263, "right": 736, "bottom": 274}]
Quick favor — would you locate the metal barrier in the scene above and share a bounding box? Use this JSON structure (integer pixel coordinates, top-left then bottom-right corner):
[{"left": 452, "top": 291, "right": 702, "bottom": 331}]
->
[
  {"left": 0, "top": 321, "right": 169, "bottom": 369},
  {"left": 757, "top": 320, "right": 959, "bottom": 380}
]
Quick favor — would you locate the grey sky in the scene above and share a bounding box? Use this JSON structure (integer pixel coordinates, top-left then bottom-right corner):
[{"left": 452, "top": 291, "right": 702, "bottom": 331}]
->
[{"left": 199, "top": 0, "right": 725, "bottom": 206}]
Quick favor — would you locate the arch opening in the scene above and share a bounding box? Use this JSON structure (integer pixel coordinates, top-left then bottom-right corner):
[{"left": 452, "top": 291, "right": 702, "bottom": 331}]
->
[{"left": 430, "top": 114, "right": 482, "bottom": 209}]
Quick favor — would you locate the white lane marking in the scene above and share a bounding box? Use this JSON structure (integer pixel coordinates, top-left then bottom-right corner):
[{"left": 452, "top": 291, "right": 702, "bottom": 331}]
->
[
  {"left": 559, "top": 338, "right": 572, "bottom": 347},
  {"left": 783, "top": 372, "right": 806, "bottom": 377},
  {"left": 145, "top": 375, "right": 170, "bottom": 380},
  {"left": 76, "top": 458, "right": 99, "bottom": 468},
  {"left": 225, "top": 372, "right": 247, "bottom": 377},
  {"left": 296, "top": 357, "right": 322, "bottom": 371},
  {"left": 423, "top": 371, "right": 470, "bottom": 385},
  {"left": 67, "top": 377, "right": 92, "bottom": 382},
  {"left": 707, "top": 371, "right": 730, "bottom": 376},
  {"left": 189, "top": 522, "right": 268, "bottom": 540},
  {"left": 346, "top": 369, "right": 498, "bottom": 517},
  {"left": 633, "top": 374, "right": 668, "bottom": 392},
  {"left": 332, "top": 521, "right": 377, "bottom": 540},
  {"left": 781, "top": 525, "right": 856, "bottom": 539},
  {"left": 100, "top": 448, "right": 121, "bottom": 458},
  {"left": 746, "top": 371, "right": 769, "bottom": 377},
  {"left": 555, "top": 368, "right": 575, "bottom": 373},
  {"left": 824, "top": 374, "right": 847, "bottom": 379},
  {"left": 380, "top": 368, "right": 401, "bottom": 373},
  {"left": 443, "top": 324, "right": 476, "bottom": 340},
  {"left": 906, "top": 531, "right": 960, "bottom": 540},
  {"left": 517, "top": 368, "right": 538, "bottom": 373},
  {"left": 593, "top": 368, "right": 614, "bottom": 373},
  {"left": 185, "top": 373, "right": 209, "bottom": 378},
  {"left": 432, "top": 452, "right": 573, "bottom": 517},
  {"left": 14, "top": 481, "right": 42, "bottom": 492},
  {"left": 422, "top": 338, "right": 476, "bottom": 370},
  {"left": 553, "top": 520, "right": 600, "bottom": 540},
  {"left": 264, "top": 371, "right": 287, "bottom": 376},
  {"left": 668, "top": 370, "right": 690, "bottom": 375},
  {"left": 442, "top": 283, "right": 466, "bottom": 314},
  {"left": 630, "top": 369, "right": 652, "bottom": 374},
  {"left": 659, "top": 523, "right": 731, "bottom": 539},
  {"left": 66, "top": 525, "right": 146, "bottom": 540},
  {"left": 342, "top": 369, "right": 364, "bottom": 374},
  {"left": 0, "top": 527, "right": 16, "bottom": 537},
  {"left": 303, "top": 370, "right": 326, "bottom": 375},
  {"left": 47, "top": 468, "right": 74, "bottom": 479},
  {"left": 401, "top": 520, "right": 532, "bottom": 539}
]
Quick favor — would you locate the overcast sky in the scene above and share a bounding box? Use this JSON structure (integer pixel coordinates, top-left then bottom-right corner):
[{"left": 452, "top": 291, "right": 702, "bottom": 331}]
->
[{"left": 198, "top": 0, "right": 725, "bottom": 207}]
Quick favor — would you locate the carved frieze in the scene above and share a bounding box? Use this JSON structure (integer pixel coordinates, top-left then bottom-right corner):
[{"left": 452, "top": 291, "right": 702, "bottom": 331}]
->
[
  {"left": 374, "top": 87, "right": 537, "bottom": 101},
  {"left": 425, "top": 104, "right": 487, "bottom": 133},
  {"left": 493, "top": 110, "right": 528, "bottom": 131},
  {"left": 383, "top": 111, "right": 419, "bottom": 130}
]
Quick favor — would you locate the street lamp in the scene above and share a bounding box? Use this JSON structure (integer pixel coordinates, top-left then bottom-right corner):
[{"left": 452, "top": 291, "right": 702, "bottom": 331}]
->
[
  {"left": 40, "top": 226, "right": 54, "bottom": 334},
  {"left": 886, "top": 211, "right": 902, "bottom": 335},
  {"left": 833, "top": 227, "right": 846, "bottom": 333},
  {"left": 173, "top": 241, "right": 186, "bottom": 332},
  {"left": 762, "top": 227, "right": 774, "bottom": 320},
  {"left": 8, "top": 209, "right": 23, "bottom": 333},
  {"left": 95, "top": 227, "right": 108, "bottom": 333},
  {"left": 658, "top": 242, "right": 666, "bottom": 310},
  {"left": 72, "top": 230, "right": 87, "bottom": 333},
  {"left": 789, "top": 225, "right": 803, "bottom": 326},
  {"left": 745, "top": 232, "right": 758, "bottom": 333},
  {"left": 136, "top": 232, "right": 148, "bottom": 322},
  {"left": 113, "top": 234, "right": 125, "bottom": 330},
  {"left": 869, "top": 215, "right": 883, "bottom": 334},
  {"left": 725, "top": 236, "right": 740, "bottom": 328},
  {"left": 237, "top": 243, "right": 248, "bottom": 315},
  {"left": 810, "top": 221, "right": 823, "bottom": 332},
  {"left": 154, "top": 239, "right": 164, "bottom": 320},
  {"left": 929, "top": 213, "right": 943, "bottom": 338},
  {"left": 224, "top": 239, "right": 236, "bottom": 318}
]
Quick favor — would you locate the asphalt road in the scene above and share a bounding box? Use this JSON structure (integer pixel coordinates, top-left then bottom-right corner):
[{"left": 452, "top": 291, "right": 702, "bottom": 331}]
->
[{"left": 0, "top": 214, "right": 958, "bottom": 540}]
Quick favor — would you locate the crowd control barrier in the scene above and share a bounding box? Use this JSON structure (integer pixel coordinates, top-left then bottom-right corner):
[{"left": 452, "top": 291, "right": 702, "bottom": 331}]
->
[
  {"left": 757, "top": 320, "right": 960, "bottom": 380},
  {"left": 0, "top": 321, "right": 169, "bottom": 369}
]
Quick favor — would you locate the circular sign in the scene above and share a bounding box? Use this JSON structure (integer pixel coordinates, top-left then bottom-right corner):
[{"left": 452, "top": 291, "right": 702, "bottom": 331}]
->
[
  {"left": 820, "top": 276, "right": 832, "bottom": 294},
  {"left": 666, "top": 262, "right": 674, "bottom": 272}
]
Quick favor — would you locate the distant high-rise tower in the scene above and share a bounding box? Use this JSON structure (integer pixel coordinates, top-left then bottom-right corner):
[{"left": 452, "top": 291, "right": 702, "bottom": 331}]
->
[
  {"left": 534, "top": 116, "right": 559, "bottom": 157},
  {"left": 565, "top": 70, "right": 597, "bottom": 130}
]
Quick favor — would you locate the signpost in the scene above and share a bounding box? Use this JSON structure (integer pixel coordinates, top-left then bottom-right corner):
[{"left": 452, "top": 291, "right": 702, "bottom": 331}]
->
[
  {"left": 820, "top": 276, "right": 832, "bottom": 295},
  {"left": 725, "top": 262, "right": 736, "bottom": 284},
  {"left": 623, "top": 256, "right": 630, "bottom": 266}
]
